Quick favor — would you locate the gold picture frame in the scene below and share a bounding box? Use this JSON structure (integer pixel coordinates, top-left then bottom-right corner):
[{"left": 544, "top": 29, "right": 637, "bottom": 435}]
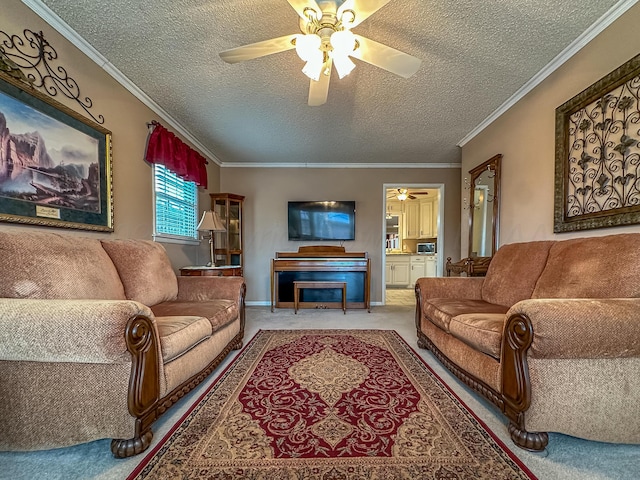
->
[
  {"left": 554, "top": 53, "right": 640, "bottom": 233},
  {"left": 0, "top": 70, "right": 113, "bottom": 231}
]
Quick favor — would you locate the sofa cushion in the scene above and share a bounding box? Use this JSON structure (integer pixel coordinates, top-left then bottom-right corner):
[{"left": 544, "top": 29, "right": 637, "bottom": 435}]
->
[
  {"left": 151, "top": 299, "right": 238, "bottom": 332},
  {"left": 101, "top": 239, "right": 178, "bottom": 306},
  {"left": 449, "top": 313, "right": 506, "bottom": 360},
  {"left": 481, "top": 240, "right": 554, "bottom": 307},
  {"left": 155, "top": 316, "right": 213, "bottom": 363},
  {"left": 532, "top": 233, "right": 640, "bottom": 299},
  {"left": 423, "top": 298, "right": 509, "bottom": 332},
  {"left": 0, "top": 231, "right": 125, "bottom": 300}
]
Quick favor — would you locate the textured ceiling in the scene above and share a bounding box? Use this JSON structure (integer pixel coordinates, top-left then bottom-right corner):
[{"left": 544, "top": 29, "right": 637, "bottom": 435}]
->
[{"left": 37, "top": 0, "right": 621, "bottom": 165}]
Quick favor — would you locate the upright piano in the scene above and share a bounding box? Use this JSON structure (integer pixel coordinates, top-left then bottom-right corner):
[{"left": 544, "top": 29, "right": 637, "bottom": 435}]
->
[{"left": 271, "top": 246, "right": 370, "bottom": 312}]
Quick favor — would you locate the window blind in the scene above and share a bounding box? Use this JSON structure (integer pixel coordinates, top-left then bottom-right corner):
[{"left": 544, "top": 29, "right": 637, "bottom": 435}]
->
[{"left": 154, "top": 164, "right": 198, "bottom": 239}]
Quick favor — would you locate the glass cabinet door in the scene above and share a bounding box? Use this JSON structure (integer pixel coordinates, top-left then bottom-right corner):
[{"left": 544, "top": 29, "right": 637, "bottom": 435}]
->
[{"left": 211, "top": 193, "right": 244, "bottom": 270}]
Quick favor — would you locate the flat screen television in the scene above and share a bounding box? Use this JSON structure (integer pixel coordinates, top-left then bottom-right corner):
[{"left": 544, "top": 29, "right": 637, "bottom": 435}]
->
[{"left": 288, "top": 201, "right": 355, "bottom": 241}]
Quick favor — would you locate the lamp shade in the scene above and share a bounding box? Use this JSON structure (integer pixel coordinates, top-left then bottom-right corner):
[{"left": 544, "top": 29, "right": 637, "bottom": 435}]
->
[{"left": 197, "top": 210, "right": 226, "bottom": 232}]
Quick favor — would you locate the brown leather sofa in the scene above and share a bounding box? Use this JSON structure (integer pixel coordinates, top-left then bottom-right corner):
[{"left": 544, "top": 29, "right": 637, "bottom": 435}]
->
[
  {"left": 0, "top": 231, "right": 245, "bottom": 457},
  {"left": 415, "top": 233, "right": 640, "bottom": 451}
]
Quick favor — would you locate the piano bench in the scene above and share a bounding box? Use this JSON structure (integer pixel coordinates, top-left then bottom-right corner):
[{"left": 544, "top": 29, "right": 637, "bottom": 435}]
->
[{"left": 293, "top": 281, "right": 347, "bottom": 314}]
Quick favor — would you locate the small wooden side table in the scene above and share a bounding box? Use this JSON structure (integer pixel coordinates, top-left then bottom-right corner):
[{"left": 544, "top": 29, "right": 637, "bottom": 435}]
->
[
  {"left": 293, "top": 281, "right": 346, "bottom": 314},
  {"left": 180, "top": 265, "right": 243, "bottom": 277}
]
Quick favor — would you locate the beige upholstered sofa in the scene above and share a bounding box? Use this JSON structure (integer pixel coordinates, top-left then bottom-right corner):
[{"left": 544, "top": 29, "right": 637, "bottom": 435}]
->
[
  {"left": 0, "top": 230, "right": 245, "bottom": 457},
  {"left": 415, "top": 233, "right": 640, "bottom": 451}
]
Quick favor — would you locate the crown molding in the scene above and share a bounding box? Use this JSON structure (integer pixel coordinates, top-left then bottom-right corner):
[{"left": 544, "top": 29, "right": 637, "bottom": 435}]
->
[
  {"left": 21, "top": 0, "right": 458, "bottom": 171},
  {"left": 24, "top": 0, "right": 631, "bottom": 165},
  {"left": 220, "top": 162, "right": 461, "bottom": 169},
  {"left": 457, "top": 0, "right": 638, "bottom": 147},
  {"left": 21, "top": 0, "right": 223, "bottom": 166}
]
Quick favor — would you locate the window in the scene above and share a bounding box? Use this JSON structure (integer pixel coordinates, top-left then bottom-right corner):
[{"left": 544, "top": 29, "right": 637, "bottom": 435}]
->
[{"left": 153, "top": 164, "right": 198, "bottom": 242}]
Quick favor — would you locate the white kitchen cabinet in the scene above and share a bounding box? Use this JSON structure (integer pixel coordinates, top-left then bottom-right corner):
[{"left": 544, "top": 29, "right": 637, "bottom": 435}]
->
[
  {"left": 419, "top": 199, "right": 436, "bottom": 237},
  {"left": 425, "top": 255, "right": 437, "bottom": 277},
  {"left": 386, "top": 255, "right": 411, "bottom": 286},
  {"left": 410, "top": 255, "right": 427, "bottom": 286},
  {"left": 386, "top": 199, "right": 403, "bottom": 213},
  {"left": 404, "top": 199, "right": 437, "bottom": 239},
  {"left": 404, "top": 202, "right": 421, "bottom": 239}
]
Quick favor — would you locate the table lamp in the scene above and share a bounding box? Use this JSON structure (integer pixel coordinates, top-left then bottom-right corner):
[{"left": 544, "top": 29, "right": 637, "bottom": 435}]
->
[{"left": 196, "top": 210, "right": 226, "bottom": 266}]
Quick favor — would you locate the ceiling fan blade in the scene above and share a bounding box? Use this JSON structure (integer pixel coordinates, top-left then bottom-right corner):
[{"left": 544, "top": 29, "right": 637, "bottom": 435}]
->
[
  {"left": 351, "top": 34, "right": 421, "bottom": 78},
  {"left": 338, "top": 0, "right": 392, "bottom": 28},
  {"left": 287, "top": 0, "right": 322, "bottom": 21},
  {"left": 220, "top": 35, "right": 297, "bottom": 64},
  {"left": 308, "top": 58, "right": 332, "bottom": 106}
]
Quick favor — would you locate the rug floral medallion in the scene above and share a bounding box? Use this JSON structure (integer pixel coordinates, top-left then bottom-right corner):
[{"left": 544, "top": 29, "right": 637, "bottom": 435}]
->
[{"left": 129, "top": 330, "right": 535, "bottom": 480}]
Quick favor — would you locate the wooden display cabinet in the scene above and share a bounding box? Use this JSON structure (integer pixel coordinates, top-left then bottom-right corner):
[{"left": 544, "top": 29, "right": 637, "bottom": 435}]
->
[{"left": 210, "top": 193, "right": 244, "bottom": 271}]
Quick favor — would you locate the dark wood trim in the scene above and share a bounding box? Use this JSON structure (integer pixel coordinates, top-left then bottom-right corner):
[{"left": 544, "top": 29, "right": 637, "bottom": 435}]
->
[
  {"left": 468, "top": 154, "right": 501, "bottom": 258},
  {"left": 110, "top": 430, "right": 153, "bottom": 458},
  {"left": 415, "top": 285, "right": 548, "bottom": 451},
  {"left": 272, "top": 248, "right": 370, "bottom": 312},
  {"left": 124, "top": 315, "right": 160, "bottom": 418},
  {"left": 415, "top": 331, "right": 505, "bottom": 411},
  {"left": 501, "top": 313, "right": 533, "bottom": 420},
  {"left": 180, "top": 266, "right": 243, "bottom": 277},
  {"left": 111, "top": 283, "right": 246, "bottom": 458},
  {"left": 508, "top": 423, "right": 549, "bottom": 452},
  {"left": 414, "top": 283, "right": 502, "bottom": 407},
  {"left": 501, "top": 313, "right": 549, "bottom": 451},
  {"left": 445, "top": 256, "right": 492, "bottom": 277}
]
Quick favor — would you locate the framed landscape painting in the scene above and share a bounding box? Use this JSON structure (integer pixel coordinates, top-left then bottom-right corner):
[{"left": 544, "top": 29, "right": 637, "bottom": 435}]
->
[{"left": 0, "top": 71, "right": 113, "bottom": 231}]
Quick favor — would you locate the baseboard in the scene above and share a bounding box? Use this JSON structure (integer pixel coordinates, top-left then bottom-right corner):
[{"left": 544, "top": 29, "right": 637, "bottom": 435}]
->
[{"left": 246, "top": 300, "right": 384, "bottom": 307}]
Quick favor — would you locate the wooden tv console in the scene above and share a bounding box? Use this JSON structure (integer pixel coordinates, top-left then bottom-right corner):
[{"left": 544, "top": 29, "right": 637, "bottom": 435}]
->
[{"left": 271, "top": 246, "right": 370, "bottom": 312}]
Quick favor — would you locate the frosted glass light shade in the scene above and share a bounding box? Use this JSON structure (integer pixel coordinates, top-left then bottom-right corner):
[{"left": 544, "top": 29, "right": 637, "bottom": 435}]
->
[
  {"left": 330, "top": 30, "right": 356, "bottom": 54},
  {"left": 330, "top": 30, "right": 356, "bottom": 78},
  {"left": 295, "top": 34, "right": 322, "bottom": 62},
  {"left": 302, "top": 51, "right": 324, "bottom": 81},
  {"left": 332, "top": 53, "right": 355, "bottom": 78}
]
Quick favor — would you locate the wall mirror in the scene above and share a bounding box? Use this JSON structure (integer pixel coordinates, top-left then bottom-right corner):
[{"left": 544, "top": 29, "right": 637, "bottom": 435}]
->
[{"left": 468, "top": 154, "right": 501, "bottom": 258}]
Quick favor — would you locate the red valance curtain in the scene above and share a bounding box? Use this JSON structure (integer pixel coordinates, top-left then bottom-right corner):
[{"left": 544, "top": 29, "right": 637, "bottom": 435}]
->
[{"left": 145, "top": 121, "right": 208, "bottom": 188}]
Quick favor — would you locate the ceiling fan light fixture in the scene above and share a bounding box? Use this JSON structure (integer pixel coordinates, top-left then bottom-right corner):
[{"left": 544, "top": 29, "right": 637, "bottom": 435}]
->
[
  {"left": 295, "top": 34, "right": 321, "bottom": 62},
  {"left": 302, "top": 57, "right": 324, "bottom": 81},
  {"left": 330, "top": 29, "right": 356, "bottom": 53},
  {"left": 220, "top": 0, "right": 422, "bottom": 106},
  {"left": 397, "top": 192, "right": 408, "bottom": 201},
  {"left": 332, "top": 52, "right": 355, "bottom": 78},
  {"left": 330, "top": 29, "right": 356, "bottom": 78}
]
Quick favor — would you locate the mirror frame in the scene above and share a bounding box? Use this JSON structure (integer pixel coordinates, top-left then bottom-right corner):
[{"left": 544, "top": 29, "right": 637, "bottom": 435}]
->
[{"left": 468, "top": 154, "right": 502, "bottom": 258}]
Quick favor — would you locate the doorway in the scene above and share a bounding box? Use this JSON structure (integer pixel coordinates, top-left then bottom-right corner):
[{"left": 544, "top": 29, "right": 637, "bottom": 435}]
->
[{"left": 382, "top": 184, "right": 444, "bottom": 306}]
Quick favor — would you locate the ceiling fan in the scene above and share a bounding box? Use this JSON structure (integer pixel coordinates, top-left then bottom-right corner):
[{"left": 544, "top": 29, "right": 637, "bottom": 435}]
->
[
  {"left": 219, "top": 0, "right": 421, "bottom": 106},
  {"left": 387, "top": 188, "right": 429, "bottom": 201}
]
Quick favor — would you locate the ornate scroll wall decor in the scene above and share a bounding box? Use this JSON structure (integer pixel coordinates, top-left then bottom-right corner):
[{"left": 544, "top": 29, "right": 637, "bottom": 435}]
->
[
  {"left": 554, "top": 53, "right": 640, "bottom": 233},
  {"left": 0, "top": 29, "right": 104, "bottom": 125},
  {"left": 0, "top": 29, "right": 112, "bottom": 231}
]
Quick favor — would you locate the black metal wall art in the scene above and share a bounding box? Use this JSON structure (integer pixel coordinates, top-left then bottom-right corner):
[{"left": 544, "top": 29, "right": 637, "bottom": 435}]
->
[{"left": 554, "top": 53, "right": 640, "bottom": 232}]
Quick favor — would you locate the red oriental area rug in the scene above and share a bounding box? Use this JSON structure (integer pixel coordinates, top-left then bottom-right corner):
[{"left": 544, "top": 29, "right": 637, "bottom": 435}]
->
[{"left": 129, "top": 330, "right": 536, "bottom": 479}]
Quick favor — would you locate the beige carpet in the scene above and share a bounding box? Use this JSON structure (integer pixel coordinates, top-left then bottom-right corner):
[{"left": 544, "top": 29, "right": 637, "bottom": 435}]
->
[{"left": 128, "top": 330, "right": 535, "bottom": 479}]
